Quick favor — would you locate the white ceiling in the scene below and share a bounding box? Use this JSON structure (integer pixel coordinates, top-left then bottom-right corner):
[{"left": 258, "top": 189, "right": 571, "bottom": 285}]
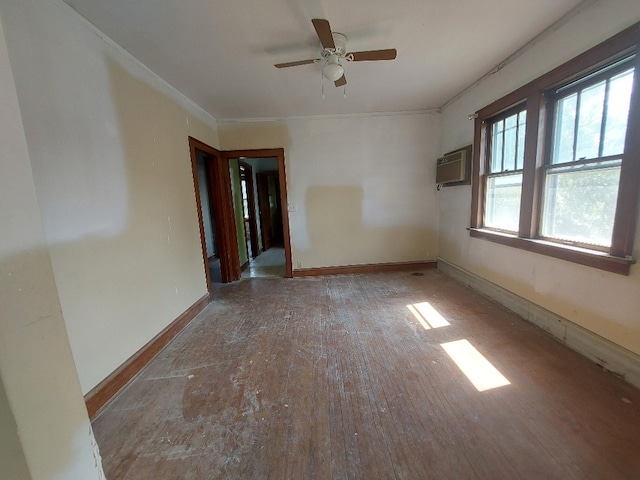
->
[{"left": 64, "top": 0, "right": 585, "bottom": 120}]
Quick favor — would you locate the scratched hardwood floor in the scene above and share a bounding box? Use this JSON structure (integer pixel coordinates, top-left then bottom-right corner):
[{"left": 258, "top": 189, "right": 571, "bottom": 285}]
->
[{"left": 93, "top": 270, "right": 640, "bottom": 479}]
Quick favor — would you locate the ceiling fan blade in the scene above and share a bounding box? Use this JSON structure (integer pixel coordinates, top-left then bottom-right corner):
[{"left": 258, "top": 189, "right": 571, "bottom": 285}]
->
[
  {"left": 274, "top": 59, "right": 319, "bottom": 68},
  {"left": 312, "top": 18, "right": 335, "bottom": 50},
  {"left": 334, "top": 75, "right": 347, "bottom": 87},
  {"left": 348, "top": 49, "right": 397, "bottom": 61}
]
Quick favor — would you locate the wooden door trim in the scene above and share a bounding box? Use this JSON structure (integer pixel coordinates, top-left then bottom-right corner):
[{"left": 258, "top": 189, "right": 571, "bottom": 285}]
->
[
  {"left": 189, "top": 137, "right": 241, "bottom": 291},
  {"left": 223, "top": 148, "right": 292, "bottom": 278}
]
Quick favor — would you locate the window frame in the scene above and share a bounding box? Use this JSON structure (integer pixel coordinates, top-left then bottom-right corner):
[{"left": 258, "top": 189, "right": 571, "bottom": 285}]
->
[
  {"left": 483, "top": 104, "right": 527, "bottom": 233},
  {"left": 470, "top": 22, "right": 640, "bottom": 275}
]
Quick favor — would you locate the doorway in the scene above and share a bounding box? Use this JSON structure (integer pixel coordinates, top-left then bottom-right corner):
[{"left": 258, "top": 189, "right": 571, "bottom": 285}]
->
[
  {"left": 196, "top": 151, "right": 221, "bottom": 282},
  {"left": 189, "top": 138, "right": 242, "bottom": 295},
  {"left": 190, "top": 141, "right": 292, "bottom": 294},
  {"left": 225, "top": 149, "right": 292, "bottom": 279}
]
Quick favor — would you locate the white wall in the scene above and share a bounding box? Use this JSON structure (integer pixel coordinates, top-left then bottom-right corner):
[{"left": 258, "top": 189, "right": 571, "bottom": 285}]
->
[
  {"left": 0, "top": 0, "right": 220, "bottom": 393},
  {"left": 0, "top": 9, "right": 105, "bottom": 478},
  {"left": 439, "top": 0, "right": 640, "bottom": 356},
  {"left": 219, "top": 112, "right": 441, "bottom": 269}
]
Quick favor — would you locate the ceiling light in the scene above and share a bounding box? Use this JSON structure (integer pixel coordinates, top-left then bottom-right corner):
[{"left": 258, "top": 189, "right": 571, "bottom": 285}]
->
[{"left": 322, "top": 54, "right": 344, "bottom": 81}]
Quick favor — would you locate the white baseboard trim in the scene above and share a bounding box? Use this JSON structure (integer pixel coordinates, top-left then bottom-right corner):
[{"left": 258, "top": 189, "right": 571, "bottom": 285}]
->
[{"left": 437, "top": 258, "right": 640, "bottom": 390}]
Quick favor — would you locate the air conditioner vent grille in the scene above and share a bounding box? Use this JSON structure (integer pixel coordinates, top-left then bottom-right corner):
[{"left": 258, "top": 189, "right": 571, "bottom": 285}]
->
[
  {"left": 438, "top": 150, "right": 463, "bottom": 164},
  {"left": 436, "top": 149, "right": 467, "bottom": 184}
]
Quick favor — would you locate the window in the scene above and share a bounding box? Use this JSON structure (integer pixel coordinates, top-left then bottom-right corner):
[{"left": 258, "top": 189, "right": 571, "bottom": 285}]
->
[
  {"left": 541, "top": 59, "right": 634, "bottom": 249},
  {"left": 470, "top": 23, "right": 640, "bottom": 275},
  {"left": 485, "top": 108, "right": 526, "bottom": 232}
]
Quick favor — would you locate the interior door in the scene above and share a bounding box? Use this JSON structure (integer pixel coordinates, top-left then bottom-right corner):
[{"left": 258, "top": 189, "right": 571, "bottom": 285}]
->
[
  {"left": 189, "top": 137, "right": 241, "bottom": 292},
  {"left": 256, "top": 172, "right": 272, "bottom": 251},
  {"left": 239, "top": 162, "right": 260, "bottom": 258}
]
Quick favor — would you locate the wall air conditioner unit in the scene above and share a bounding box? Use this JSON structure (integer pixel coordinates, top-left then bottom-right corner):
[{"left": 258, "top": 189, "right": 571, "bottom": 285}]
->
[{"left": 436, "top": 146, "right": 470, "bottom": 185}]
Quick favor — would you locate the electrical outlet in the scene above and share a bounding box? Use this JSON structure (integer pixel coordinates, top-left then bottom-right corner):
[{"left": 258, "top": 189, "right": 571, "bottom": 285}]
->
[{"left": 296, "top": 261, "right": 302, "bottom": 269}]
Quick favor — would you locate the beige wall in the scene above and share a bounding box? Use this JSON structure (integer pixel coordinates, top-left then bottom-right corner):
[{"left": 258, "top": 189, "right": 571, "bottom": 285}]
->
[
  {"left": 219, "top": 112, "right": 442, "bottom": 269},
  {"left": 1, "top": 0, "right": 219, "bottom": 393},
  {"left": 439, "top": 0, "right": 640, "bottom": 356},
  {"left": 0, "top": 8, "right": 105, "bottom": 478}
]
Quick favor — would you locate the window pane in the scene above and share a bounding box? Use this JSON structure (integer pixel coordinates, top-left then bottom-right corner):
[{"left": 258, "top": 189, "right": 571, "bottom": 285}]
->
[
  {"left": 540, "top": 162, "right": 621, "bottom": 246},
  {"left": 516, "top": 111, "right": 526, "bottom": 169},
  {"left": 485, "top": 173, "right": 522, "bottom": 232},
  {"left": 575, "top": 81, "right": 606, "bottom": 160},
  {"left": 603, "top": 69, "right": 634, "bottom": 156},
  {"left": 503, "top": 114, "right": 517, "bottom": 171},
  {"left": 552, "top": 93, "right": 577, "bottom": 164},
  {"left": 491, "top": 120, "right": 504, "bottom": 173}
]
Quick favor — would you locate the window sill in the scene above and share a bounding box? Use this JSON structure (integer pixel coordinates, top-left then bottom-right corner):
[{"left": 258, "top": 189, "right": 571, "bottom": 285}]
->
[{"left": 469, "top": 228, "right": 635, "bottom": 275}]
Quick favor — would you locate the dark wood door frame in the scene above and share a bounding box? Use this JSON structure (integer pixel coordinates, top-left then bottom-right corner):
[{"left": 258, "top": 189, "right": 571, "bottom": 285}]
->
[
  {"left": 239, "top": 161, "right": 260, "bottom": 258},
  {"left": 189, "top": 137, "right": 241, "bottom": 293},
  {"left": 223, "top": 148, "right": 293, "bottom": 278}
]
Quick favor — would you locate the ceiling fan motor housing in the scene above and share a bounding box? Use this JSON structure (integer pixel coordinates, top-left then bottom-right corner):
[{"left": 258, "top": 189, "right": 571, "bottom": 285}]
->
[{"left": 322, "top": 32, "right": 347, "bottom": 58}]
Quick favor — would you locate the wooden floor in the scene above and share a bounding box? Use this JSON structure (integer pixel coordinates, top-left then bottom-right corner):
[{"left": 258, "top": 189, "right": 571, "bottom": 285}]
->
[{"left": 93, "top": 270, "right": 640, "bottom": 479}]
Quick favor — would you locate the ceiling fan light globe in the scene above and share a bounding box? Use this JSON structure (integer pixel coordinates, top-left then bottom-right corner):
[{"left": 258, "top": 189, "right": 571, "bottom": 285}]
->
[{"left": 323, "top": 62, "right": 344, "bottom": 82}]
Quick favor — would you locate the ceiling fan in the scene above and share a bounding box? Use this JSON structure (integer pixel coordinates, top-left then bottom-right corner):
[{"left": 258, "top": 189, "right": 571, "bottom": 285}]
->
[{"left": 274, "top": 19, "right": 397, "bottom": 87}]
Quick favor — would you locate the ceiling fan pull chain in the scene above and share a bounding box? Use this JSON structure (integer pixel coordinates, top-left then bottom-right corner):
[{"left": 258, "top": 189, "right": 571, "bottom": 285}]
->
[
  {"left": 343, "top": 85, "right": 347, "bottom": 99},
  {"left": 321, "top": 73, "right": 325, "bottom": 99}
]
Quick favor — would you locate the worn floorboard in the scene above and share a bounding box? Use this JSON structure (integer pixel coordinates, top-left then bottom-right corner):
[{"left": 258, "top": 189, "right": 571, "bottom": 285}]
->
[{"left": 93, "top": 270, "right": 640, "bottom": 479}]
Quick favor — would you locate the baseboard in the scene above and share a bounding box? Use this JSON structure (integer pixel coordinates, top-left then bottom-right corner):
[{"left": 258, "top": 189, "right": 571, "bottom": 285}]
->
[
  {"left": 293, "top": 260, "right": 437, "bottom": 277},
  {"left": 85, "top": 294, "right": 209, "bottom": 419},
  {"left": 437, "top": 258, "right": 640, "bottom": 389}
]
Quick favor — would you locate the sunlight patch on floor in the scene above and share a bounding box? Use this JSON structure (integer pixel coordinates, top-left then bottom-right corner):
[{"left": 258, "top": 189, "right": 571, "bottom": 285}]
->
[
  {"left": 407, "top": 302, "right": 451, "bottom": 330},
  {"left": 441, "top": 339, "right": 511, "bottom": 392}
]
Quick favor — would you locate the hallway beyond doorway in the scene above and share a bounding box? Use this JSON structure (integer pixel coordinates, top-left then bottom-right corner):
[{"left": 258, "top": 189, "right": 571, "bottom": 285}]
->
[{"left": 242, "top": 247, "right": 285, "bottom": 279}]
